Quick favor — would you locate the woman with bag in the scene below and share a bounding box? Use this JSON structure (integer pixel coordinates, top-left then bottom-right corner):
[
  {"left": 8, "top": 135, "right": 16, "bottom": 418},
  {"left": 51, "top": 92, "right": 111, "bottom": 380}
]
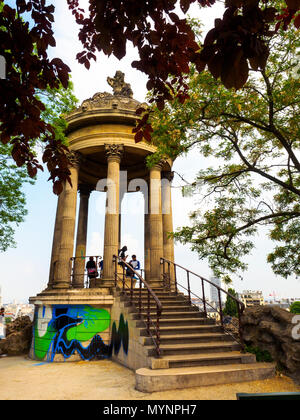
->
[{"left": 86, "top": 257, "right": 98, "bottom": 279}]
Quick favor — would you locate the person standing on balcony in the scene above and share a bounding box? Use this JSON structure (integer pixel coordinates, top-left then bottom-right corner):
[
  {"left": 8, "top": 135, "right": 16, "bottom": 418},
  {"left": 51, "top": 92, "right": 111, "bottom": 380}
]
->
[
  {"left": 126, "top": 255, "right": 141, "bottom": 279},
  {"left": 86, "top": 257, "right": 97, "bottom": 279},
  {"left": 118, "top": 246, "right": 128, "bottom": 266}
]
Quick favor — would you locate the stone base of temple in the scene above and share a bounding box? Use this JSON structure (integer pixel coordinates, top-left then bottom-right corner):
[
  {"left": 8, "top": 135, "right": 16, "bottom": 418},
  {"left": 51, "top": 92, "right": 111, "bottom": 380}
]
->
[
  {"left": 28, "top": 288, "right": 115, "bottom": 363},
  {"left": 29, "top": 288, "right": 114, "bottom": 306}
]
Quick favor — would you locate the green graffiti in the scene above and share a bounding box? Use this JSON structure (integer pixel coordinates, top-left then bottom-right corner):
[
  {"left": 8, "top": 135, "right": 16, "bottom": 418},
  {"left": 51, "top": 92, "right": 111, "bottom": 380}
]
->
[
  {"left": 34, "top": 322, "right": 56, "bottom": 361},
  {"left": 33, "top": 305, "right": 111, "bottom": 361},
  {"left": 66, "top": 306, "right": 111, "bottom": 342}
]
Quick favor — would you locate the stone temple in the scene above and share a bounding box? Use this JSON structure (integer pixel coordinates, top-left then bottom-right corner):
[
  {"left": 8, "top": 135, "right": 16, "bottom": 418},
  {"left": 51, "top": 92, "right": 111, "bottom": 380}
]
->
[{"left": 28, "top": 72, "right": 275, "bottom": 392}]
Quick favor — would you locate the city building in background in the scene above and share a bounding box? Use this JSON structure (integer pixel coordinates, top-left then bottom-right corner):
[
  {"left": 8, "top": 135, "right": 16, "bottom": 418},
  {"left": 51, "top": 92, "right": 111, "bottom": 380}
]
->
[
  {"left": 239, "top": 290, "right": 264, "bottom": 307},
  {"left": 210, "top": 276, "right": 222, "bottom": 306}
]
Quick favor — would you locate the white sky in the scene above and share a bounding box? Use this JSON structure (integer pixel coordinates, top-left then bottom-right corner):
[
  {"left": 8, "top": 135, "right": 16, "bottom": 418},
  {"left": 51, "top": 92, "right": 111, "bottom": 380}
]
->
[{"left": 0, "top": 0, "right": 299, "bottom": 303}]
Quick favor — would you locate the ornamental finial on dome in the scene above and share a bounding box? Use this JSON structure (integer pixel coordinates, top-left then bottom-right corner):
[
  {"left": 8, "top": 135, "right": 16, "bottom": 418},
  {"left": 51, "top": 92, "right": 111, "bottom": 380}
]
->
[{"left": 107, "top": 71, "right": 133, "bottom": 98}]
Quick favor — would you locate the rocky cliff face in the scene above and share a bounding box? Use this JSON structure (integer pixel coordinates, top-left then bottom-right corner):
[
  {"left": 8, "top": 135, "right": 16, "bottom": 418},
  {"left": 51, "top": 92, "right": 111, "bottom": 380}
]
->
[
  {"left": 241, "top": 306, "right": 300, "bottom": 384},
  {"left": 0, "top": 316, "right": 33, "bottom": 356}
]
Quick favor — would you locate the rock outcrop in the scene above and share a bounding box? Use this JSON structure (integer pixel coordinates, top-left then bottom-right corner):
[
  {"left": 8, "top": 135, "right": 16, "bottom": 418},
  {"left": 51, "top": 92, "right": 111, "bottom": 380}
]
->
[
  {"left": 241, "top": 306, "right": 300, "bottom": 384},
  {"left": 0, "top": 316, "right": 33, "bottom": 356}
]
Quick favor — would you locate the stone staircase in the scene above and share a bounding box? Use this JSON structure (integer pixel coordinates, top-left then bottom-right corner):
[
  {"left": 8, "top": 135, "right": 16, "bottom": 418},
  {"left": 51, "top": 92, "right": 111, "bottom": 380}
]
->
[{"left": 123, "top": 287, "right": 275, "bottom": 392}]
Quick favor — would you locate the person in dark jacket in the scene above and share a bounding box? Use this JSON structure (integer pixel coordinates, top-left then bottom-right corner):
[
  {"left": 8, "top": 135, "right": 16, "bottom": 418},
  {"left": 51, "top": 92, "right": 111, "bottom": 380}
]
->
[{"left": 86, "top": 257, "right": 97, "bottom": 279}]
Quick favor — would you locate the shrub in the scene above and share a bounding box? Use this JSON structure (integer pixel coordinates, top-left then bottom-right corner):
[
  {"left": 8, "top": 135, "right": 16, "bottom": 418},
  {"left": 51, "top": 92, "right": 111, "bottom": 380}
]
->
[
  {"left": 223, "top": 288, "right": 238, "bottom": 317},
  {"left": 290, "top": 301, "right": 300, "bottom": 314},
  {"left": 245, "top": 345, "right": 273, "bottom": 363}
]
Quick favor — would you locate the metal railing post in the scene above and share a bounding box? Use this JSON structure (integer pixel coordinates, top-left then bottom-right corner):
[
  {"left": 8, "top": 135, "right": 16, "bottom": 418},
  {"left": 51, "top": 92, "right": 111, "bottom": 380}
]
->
[
  {"left": 201, "top": 278, "right": 207, "bottom": 317},
  {"left": 130, "top": 275, "right": 133, "bottom": 304},
  {"left": 156, "top": 307, "right": 161, "bottom": 357},
  {"left": 218, "top": 288, "right": 224, "bottom": 327},
  {"left": 237, "top": 302, "right": 244, "bottom": 350},
  {"left": 139, "top": 276, "right": 142, "bottom": 317},
  {"left": 122, "top": 264, "right": 125, "bottom": 293},
  {"left": 147, "top": 290, "right": 150, "bottom": 335},
  {"left": 187, "top": 271, "right": 191, "bottom": 305},
  {"left": 174, "top": 264, "right": 178, "bottom": 295}
]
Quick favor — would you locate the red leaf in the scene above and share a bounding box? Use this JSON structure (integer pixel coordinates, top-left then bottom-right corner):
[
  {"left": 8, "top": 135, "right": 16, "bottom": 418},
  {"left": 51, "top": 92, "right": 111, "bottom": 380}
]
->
[
  {"left": 286, "top": 0, "right": 300, "bottom": 9},
  {"left": 53, "top": 180, "right": 63, "bottom": 196},
  {"left": 143, "top": 129, "right": 152, "bottom": 143},
  {"left": 0, "top": 133, "right": 10, "bottom": 145},
  {"left": 180, "top": 0, "right": 192, "bottom": 13},
  {"left": 156, "top": 99, "right": 165, "bottom": 111},
  {"left": 134, "top": 130, "right": 144, "bottom": 143},
  {"left": 136, "top": 107, "right": 146, "bottom": 116},
  {"left": 294, "top": 14, "right": 300, "bottom": 28}
]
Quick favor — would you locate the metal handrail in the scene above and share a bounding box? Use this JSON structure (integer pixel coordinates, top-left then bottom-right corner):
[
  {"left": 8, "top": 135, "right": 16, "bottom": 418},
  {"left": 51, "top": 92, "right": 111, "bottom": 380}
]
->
[
  {"left": 113, "top": 255, "right": 163, "bottom": 357},
  {"left": 160, "top": 257, "right": 245, "bottom": 348}
]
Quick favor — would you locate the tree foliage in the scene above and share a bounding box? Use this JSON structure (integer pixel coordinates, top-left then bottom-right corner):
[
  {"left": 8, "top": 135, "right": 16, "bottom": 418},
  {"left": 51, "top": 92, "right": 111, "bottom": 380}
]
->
[
  {"left": 0, "top": 0, "right": 71, "bottom": 194},
  {"left": 223, "top": 288, "right": 239, "bottom": 317},
  {"left": 0, "top": 80, "right": 77, "bottom": 252},
  {"left": 0, "top": 0, "right": 299, "bottom": 193},
  {"left": 290, "top": 301, "right": 300, "bottom": 314},
  {"left": 148, "top": 24, "right": 300, "bottom": 279},
  {"left": 0, "top": 142, "right": 33, "bottom": 251}
]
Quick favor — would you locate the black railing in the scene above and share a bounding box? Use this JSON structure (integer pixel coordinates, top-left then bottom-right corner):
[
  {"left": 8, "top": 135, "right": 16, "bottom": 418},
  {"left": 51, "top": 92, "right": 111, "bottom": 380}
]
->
[
  {"left": 160, "top": 258, "right": 245, "bottom": 348},
  {"left": 70, "top": 255, "right": 102, "bottom": 288},
  {"left": 113, "top": 255, "right": 163, "bottom": 357}
]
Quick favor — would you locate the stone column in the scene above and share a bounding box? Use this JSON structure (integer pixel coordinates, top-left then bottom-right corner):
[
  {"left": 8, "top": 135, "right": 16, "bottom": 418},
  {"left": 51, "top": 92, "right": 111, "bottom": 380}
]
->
[
  {"left": 162, "top": 171, "right": 175, "bottom": 288},
  {"left": 47, "top": 192, "right": 65, "bottom": 289},
  {"left": 143, "top": 182, "right": 151, "bottom": 282},
  {"left": 102, "top": 144, "right": 124, "bottom": 283},
  {"left": 149, "top": 163, "right": 164, "bottom": 285},
  {"left": 73, "top": 185, "right": 93, "bottom": 288},
  {"left": 53, "top": 152, "right": 80, "bottom": 289},
  {"left": 118, "top": 191, "right": 125, "bottom": 250}
]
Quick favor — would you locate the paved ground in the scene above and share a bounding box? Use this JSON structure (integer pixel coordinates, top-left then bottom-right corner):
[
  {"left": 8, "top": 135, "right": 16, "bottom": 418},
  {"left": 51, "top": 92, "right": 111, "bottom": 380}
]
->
[{"left": 0, "top": 356, "right": 299, "bottom": 400}]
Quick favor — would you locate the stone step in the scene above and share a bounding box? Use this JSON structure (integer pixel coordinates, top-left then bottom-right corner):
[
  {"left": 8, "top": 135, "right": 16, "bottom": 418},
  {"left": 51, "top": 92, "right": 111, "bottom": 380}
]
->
[
  {"left": 136, "top": 317, "right": 215, "bottom": 328},
  {"left": 131, "top": 305, "right": 204, "bottom": 314},
  {"left": 151, "top": 351, "right": 257, "bottom": 369},
  {"left": 139, "top": 324, "right": 223, "bottom": 336},
  {"left": 130, "top": 292, "right": 185, "bottom": 298},
  {"left": 145, "top": 341, "right": 241, "bottom": 356},
  {"left": 143, "top": 332, "right": 233, "bottom": 345},
  {"left": 130, "top": 299, "right": 188, "bottom": 306},
  {"left": 130, "top": 304, "right": 201, "bottom": 313},
  {"left": 135, "top": 363, "right": 276, "bottom": 392},
  {"left": 128, "top": 290, "right": 177, "bottom": 296},
  {"left": 132, "top": 311, "right": 206, "bottom": 320}
]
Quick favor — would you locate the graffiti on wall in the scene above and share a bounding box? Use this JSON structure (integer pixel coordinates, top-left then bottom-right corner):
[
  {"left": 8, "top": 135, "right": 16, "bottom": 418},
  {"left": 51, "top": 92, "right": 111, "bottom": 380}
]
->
[
  {"left": 33, "top": 305, "right": 129, "bottom": 362},
  {"left": 110, "top": 313, "right": 129, "bottom": 356}
]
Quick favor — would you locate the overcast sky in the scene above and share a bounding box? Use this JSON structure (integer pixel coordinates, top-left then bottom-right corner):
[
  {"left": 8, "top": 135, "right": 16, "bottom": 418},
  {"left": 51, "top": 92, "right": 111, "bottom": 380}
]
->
[{"left": 0, "top": 0, "right": 299, "bottom": 304}]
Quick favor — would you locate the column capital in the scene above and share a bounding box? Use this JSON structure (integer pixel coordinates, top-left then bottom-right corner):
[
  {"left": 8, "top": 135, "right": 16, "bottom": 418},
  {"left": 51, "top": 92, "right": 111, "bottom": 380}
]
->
[
  {"left": 150, "top": 162, "right": 163, "bottom": 172},
  {"left": 162, "top": 170, "right": 174, "bottom": 182},
  {"left": 67, "top": 151, "right": 83, "bottom": 169},
  {"left": 78, "top": 184, "right": 94, "bottom": 196},
  {"left": 105, "top": 144, "right": 124, "bottom": 163},
  {"left": 150, "top": 158, "right": 169, "bottom": 172}
]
